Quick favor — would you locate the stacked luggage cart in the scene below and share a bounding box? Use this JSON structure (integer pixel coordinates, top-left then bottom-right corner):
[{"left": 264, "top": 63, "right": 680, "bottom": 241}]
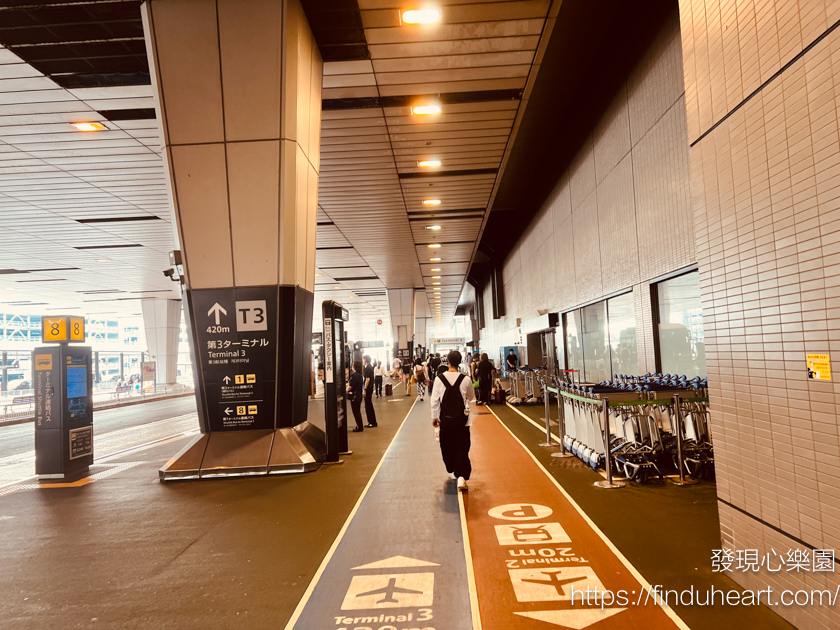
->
[{"left": 540, "top": 373, "right": 712, "bottom": 487}]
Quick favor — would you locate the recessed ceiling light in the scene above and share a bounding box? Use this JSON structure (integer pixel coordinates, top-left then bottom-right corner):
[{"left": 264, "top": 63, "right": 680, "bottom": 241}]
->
[
  {"left": 432, "top": 282, "right": 441, "bottom": 285},
  {"left": 334, "top": 285, "right": 341, "bottom": 289},
  {"left": 418, "top": 160, "right": 441, "bottom": 168},
  {"left": 431, "top": 268, "right": 441, "bottom": 271},
  {"left": 72, "top": 122, "right": 107, "bottom": 132},
  {"left": 348, "top": 295, "right": 355, "bottom": 299},
  {"left": 432, "top": 276, "right": 441, "bottom": 279},
  {"left": 412, "top": 104, "right": 442, "bottom": 115},
  {"left": 422, "top": 199, "right": 441, "bottom": 205},
  {"left": 315, "top": 273, "right": 322, "bottom": 277},
  {"left": 402, "top": 8, "right": 440, "bottom": 24},
  {"left": 428, "top": 244, "right": 441, "bottom": 249},
  {"left": 430, "top": 257, "right": 441, "bottom": 262},
  {"left": 96, "top": 258, "right": 111, "bottom": 263},
  {"left": 425, "top": 225, "right": 442, "bottom": 231}
]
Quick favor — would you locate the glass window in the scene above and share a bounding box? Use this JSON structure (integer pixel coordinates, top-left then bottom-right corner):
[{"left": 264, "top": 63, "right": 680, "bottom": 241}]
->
[
  {"left": 581, "top": 301, "right": 609, "bottom": 382},
  {"left": 657, "top": 270, "right": 705, "bottom": 378},
  {"left": 607, "top": 292, "right": 638, "bottom": 376},
  {"left": 564, "top": 310, "right": 583, "bottom": 379}
]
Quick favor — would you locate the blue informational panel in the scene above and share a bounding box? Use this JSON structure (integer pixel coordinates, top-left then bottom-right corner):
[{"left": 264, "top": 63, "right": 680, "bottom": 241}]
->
[{"left": 66, "top": 365, "right": 87, "bottom": 399}]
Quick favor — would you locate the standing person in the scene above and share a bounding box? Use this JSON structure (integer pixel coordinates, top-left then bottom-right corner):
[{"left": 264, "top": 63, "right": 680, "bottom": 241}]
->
[
  {"left": 428, "top": 353, "right": 441, "bottom": 392},
  {"left": 415, "top": 360, "right": 428, "bottom": 402},
  {"left": 363, "top": 355, "right": 377, "bottom": 428},
  {"left": 506, "top": 349, "right": 518, "bottom": 375},
  {"left": 391, "top": 355, "right": 401, "bottom": 380},
  {"left": 477, "top": 353, "right": 496, "bottom": 405},
  {"left": 431, "top": 350, "right": 476, "bottom": 492},
  {"left": 347, "top": 361, "right": 365, "bottom": 432},
  {"left": 374, "top": 361, "right": 384, "bottom": 397},
  {"left": 401, "top": 355, "right": 413, "bottom": 395}
]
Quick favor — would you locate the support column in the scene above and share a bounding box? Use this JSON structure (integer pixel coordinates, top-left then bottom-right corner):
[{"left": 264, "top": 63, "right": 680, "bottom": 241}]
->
[
  {"left": 143, "top": 0, "right": 324, "bottom": 480},
  {"left": 141, "top": 299, "right": 182, "bottom": 385},
  {"left": 387, "top": 289, "right": 415, "bottom": 360}
]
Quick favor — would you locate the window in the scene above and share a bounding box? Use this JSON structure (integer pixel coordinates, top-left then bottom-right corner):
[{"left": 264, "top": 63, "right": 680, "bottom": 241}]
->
[
  {"left": 581, "top": 301, "right": 609, "bottom": 382},
  {"left": 563, "top": 290, "right": 638, "bottom": 381},
  {"left": 563, "top": 309, "right": 583, "bottom": 377},
  {"left": 656, "top": 270, "right": 705, "bottom": 378},
  {"left": 607, "top": 292, "right": 638, "bottom": 375}
]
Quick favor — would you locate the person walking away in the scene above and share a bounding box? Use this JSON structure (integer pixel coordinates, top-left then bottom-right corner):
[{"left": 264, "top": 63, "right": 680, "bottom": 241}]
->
[
  {"left": 363, "top": 355, "right": 377, "bottom": 427},
  {"left": 374, "top": 361, "right": 384, "bottom": 397},
  {"left": 347, "top": 361, "right": 365, "bottom": 432},
  {"left": 391, "top": 356, "right": 401, "bottom": 380},
  {"left": 431, "top": 350, "right": 476, "bottom": 492},
  {"left": 415, "top": 360, "right": 428, "bottom": 401},
  {"left": 428, "top": 353, "right": 441, "bottom": 392},
  {"left": 402, "top": 356, "right": 413, "bottom": 395},
  {"left": 477, "top": 353, "right": 496, "bottom": 405}
]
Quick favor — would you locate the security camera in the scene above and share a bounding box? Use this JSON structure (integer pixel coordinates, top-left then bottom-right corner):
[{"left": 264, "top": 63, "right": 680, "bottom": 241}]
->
[{"left": 163, "top": 268, "right": 178, "bottom": 282}]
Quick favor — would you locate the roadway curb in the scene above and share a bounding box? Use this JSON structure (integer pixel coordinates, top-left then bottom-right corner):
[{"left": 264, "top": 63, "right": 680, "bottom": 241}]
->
[{"left": 0, "top": 391, "right": 196, "bottom": 429}]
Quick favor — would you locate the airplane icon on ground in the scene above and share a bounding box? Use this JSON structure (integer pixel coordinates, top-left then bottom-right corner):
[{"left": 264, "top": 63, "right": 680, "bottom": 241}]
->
[{"left": 355, "top": 577, "right": 424, "bottom": 604}]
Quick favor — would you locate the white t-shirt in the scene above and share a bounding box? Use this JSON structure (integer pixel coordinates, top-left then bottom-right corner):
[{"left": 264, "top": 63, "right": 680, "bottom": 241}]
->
[{"left": 430, "top": 370, "right": 476, "bottom": 427}]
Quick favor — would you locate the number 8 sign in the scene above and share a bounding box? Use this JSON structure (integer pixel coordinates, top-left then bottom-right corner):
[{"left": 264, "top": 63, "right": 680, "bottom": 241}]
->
[{"left": 41, "top": 315, "right": 86, "bottom": 343}]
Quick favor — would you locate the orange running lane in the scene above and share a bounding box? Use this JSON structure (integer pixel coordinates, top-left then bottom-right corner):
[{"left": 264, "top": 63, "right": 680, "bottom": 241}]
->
[{"left": 464, "top": 409, "right": 687, "bottom": 630}]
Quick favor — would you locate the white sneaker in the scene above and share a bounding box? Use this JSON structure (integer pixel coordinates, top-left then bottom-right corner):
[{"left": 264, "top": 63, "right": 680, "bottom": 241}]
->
[{"left": 457, "top": 477, "right": 468, "bottom": 492}]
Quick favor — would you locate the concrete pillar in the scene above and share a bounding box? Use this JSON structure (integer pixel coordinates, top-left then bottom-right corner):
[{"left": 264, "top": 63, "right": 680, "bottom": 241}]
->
[
  {"left": 387, "top": 289, "right": 415, "bottom": 359},
  {"left": 143, "top": 0, "right": 324, "bottom": 479},
  {"left": 141, "top": 299, "right": 182, "bottom": 385}
]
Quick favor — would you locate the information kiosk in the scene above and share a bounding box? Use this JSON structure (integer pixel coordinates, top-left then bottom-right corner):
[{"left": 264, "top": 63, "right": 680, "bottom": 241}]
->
[
  {"left": 322, "top": 301, "right": 349, "bottom": 463},
  {"left": 33, "top": 315, "right": 93, "bottom": 479}
]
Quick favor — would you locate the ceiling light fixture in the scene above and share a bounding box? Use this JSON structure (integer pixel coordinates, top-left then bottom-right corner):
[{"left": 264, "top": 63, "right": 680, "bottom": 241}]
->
[
  {"left": 432, "top": 275, "right": 441, "bottom": 279},
  {"left": 425, "top": 225, "right": 441, "bottom": 231},
  {"left": 430, "top": 268, "right": 441, "bottom": 271},
  {"left": 334, "top": 285, "right": 341, "bottom": 289},
  {"left": 96, "top": 258, "right": 111, "bottom": 263},
  {"left": 72, "top": 122, "right": 107, "bottom": 132},
  {"left": 401, "top": 8, "right": 441, "bottom": 24},
  {"left": 427, "top": 244, "right": 441, "bottom": 249},
  {"left": 418, "top": 160, "right": 441, "bottom": 168},
  {"left": 315, "top": 273, "right": 322, "bottom": 277},
  {"left": 432, "top": 282, "right": 441, "bottom": 285},
  {"left": 430, "top": 257, "right": 441, "bottom": 262},
  {"left": 422, "top": 199, "right": 441, "bottom": 205},
  {"left": 412, "top": 104, "right": 441, "bottom": 115}
]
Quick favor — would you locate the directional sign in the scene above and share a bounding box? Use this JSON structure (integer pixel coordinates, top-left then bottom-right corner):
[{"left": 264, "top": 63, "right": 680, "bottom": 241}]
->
[
  {"left": 514, "top": 608, "right": 626, "bottom": 629},
  {"left": 494, "top": 523, "right": 571, "bottom": 545},
  {"left": 509, "top": 567, "right": 605, "bottom": 602},
  {"left": 190, "top": 287, "right": 278, "bottom": 431}
]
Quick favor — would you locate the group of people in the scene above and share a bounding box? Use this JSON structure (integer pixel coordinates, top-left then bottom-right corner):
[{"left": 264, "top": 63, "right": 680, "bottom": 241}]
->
[{"left": 344, "top": 349, "right": 510, "bottom": 493}]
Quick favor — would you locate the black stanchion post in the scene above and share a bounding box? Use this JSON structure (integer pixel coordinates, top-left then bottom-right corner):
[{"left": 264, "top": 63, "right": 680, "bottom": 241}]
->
[
  {"left": 595, "top": 397, "right": 624, "bottom": 489},
  {"left": 538, "top": 377, "right": 553, "bottom": 447},
  {"left": 670, "top": 394, "right": 697, "bottom": 486}
]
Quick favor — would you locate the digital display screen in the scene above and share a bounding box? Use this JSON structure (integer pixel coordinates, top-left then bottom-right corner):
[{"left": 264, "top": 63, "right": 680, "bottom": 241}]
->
[{"left": 66, "top": 366, "right": 87, "bottom": 399}]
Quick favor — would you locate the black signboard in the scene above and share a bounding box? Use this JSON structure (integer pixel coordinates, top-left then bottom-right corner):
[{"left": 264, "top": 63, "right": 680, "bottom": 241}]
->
[
  {"left": 190, "top": 286, "right": 278, "bottom": 432},
  {"left": 323, "top": 301, "right": 349, "bottom": 462},
  {"left": 69, "top": 426, "right": 93, "bottom": 460}
]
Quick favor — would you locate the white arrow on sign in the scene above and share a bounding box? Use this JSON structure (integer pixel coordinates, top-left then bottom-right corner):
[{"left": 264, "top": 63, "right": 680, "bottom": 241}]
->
[
  {"left": 208, "top": 302, "right": 227, "bottom": 325},
  {"left": 224, "top": 407, "right": 233, "bottom": 416},
  {"left": 223, "top": 376, "right": 231, "bottom": 384}
]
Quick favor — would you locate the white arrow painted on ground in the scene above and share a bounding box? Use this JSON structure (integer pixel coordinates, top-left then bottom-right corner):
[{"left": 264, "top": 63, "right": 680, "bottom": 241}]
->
[
  {"left": 514, "top": 608, "right": 626, "bottom": 628},
  {"left": 223, "top": 376, "right": 231, "bottom": 384},
  {"left": 224, "top": 407, "right": 233, "bottom": 416},
  {"left": 352, "top": 556, "right": 441, "bottom": 570},
  {"left": 207, "top": 303, "right": 227, "bottom": 325}
]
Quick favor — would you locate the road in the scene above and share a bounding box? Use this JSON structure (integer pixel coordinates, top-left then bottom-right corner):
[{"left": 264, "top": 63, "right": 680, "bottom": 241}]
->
[{"left": 0, "top": 396, "right": 198, "bottom": 486}]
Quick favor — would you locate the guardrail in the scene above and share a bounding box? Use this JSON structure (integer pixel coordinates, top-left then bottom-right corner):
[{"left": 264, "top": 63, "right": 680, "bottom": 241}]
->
[{"left": 1, "top": 385, "right": 194, "bottom": 423}]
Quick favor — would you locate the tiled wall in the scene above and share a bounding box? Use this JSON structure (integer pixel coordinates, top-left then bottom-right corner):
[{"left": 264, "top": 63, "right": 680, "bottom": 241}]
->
[
  {"left": 681, "top": 1, "right": 840, "bottom": 628},
  {"left": 480, "top": 13, "right": 693, "bottom": 376}
]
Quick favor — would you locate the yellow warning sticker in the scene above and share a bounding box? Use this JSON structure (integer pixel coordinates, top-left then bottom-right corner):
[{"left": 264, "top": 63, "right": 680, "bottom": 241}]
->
[{"left": 807, "top": 354, "right": 831, "bottom": 380}]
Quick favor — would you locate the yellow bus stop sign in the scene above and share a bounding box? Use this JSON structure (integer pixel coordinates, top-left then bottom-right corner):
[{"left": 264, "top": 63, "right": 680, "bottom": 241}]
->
[{"left": 42, "top": 315, "right": 86, "bottom": 343}]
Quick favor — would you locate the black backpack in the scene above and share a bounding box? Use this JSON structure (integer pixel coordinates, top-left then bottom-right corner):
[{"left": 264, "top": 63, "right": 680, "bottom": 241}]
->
[{"left": 440, "top": 374, "right": 468, "bottom": 426}]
